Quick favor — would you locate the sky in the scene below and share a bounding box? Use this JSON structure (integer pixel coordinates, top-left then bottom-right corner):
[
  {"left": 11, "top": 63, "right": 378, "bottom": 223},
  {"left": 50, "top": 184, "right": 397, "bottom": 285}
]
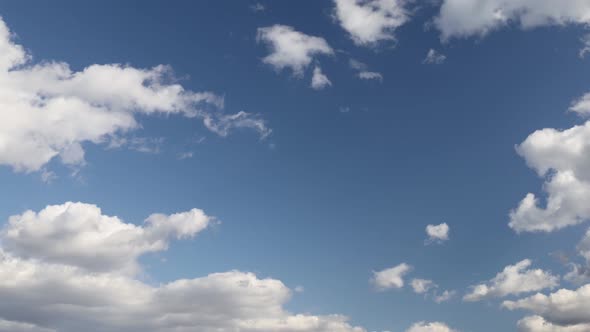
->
[{"left": 0, "top": 1, "right": 590, "bottom": 332}]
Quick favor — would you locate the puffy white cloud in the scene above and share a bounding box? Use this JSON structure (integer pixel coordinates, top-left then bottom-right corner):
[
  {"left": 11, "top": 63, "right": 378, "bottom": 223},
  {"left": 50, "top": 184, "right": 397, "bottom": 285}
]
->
[
  {"left": 257, "top": 25, "right": 333, "bottom": 76},
  {"left": 570, "top": 93, "right": 590, "bottom": 117},
  {"left": 0, "top": 203, "right": 366, "bottom": 332},
  {"left": 411, "top": 278, "right": 436, "bottom": 294},
  {"left": 509, "top": 119, "right": 590, "bottom": 233},
  {"left": 333, "top": 0, "right": 410, "bottom": 46},
  {"left": 0, "top": 17, "right": 270, "bottom": 173},
  {"left": 464, "top": 259, "right": 559, "bottom": 301},
  {"left": 516, "top": 315, "right": 590, "bottom": 332},
  {"left": 371, "top": 263, "right": 412, "bottom": 290},
  {"left": 423, "top": 49, "right": 447, "bottom": 65},
  {"left": 405, "top": 321, "right": 458, "bottom": 332},
  {"left": 425, "top": 223, "right": 450, "bottom": 243},
  {"left": 503, "top": 284, "right": 590, "bottom": 327},
  {"left": 435, "top": 0, "right": 590, "bottom": 40},
  {"left": 311, "top": 66, "right": 332, "bottom": 90},
  {"left": 1, "top": 202, "right": 212, "bottom": 274}
]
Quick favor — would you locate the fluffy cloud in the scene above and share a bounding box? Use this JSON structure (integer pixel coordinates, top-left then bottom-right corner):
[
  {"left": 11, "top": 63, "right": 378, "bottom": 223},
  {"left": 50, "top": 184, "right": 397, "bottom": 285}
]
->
[
  {"left": 423, "top": 49, "right": 447, "bottom": 65},
  {"left": 0, "top": 17, "right": 270, "bottom": 173},
  {"left": 509, "top": 117, "right": 590, "bottom": 233},
  {"left": 570, "top": 93, "right": 590, "bottom": 116},
  {"left": 311, "top": 66, "right": 332, "bottom": 90},
  {"left": 257, "top": 25, "right": 333, "bottom": 76},
  {"left": 0, "top": 203, "right": 365, "bottom": 332},
  {"left": 1, "top": 202, "right": 211, "bottom": 274},
  {"left": 405, "top": 321, "right": 458, "bottom": 332},
  {"left": 425, "top": 223, "right": 450, "bottom": 243},
  {"left": 516, "top": 315, "right": 590, "bottom": 332},
  {"left": 503, "top": 284, "right": 590, "bottom": 327},
  {"left": 435, "top": 0, "right": 590, "bottom": 40},
  {"left": 464, "top": 259, "right": 559, "bottom": 301},
  {"left": 371, "top": 263, "right": 412, "bottom": 290},
  {"left": 333, "top": 0, "right": 410, "bottom": 46}
]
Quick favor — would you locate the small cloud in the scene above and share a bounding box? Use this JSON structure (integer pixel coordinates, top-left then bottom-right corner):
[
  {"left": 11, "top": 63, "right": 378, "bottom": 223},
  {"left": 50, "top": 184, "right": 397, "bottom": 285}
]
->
[
  {"left": 311, "top": 66, "right": 332, "bottom": 90},
  {"left": 177, "top": 152, "right": 194, "bottom": 160},
  {"left": 423, "top": 49, "right": 446, "bottom": 64},
  {"left": 294, "top": 286, "right": 305, "bottom": 293},
  {"left": 371, "top": 263, "right": 412, "bottom": 291},
  {"left": 580, "top": 34, "right": 590, "bottom": 58},
  {"left": 425, "top": 223, "right": 449, "bottom": 244},
  {"left": 358, "top": 71, "right": 383, "bottom": 81},
  {"left": 411, "top": 278, "right": 436, "bottom": 294},
  {"left": 250, "top": 3, "right": 265, "bottom": 12},
  {"left": 339, "top": 106, "right": 351, "bottom": 113},
  {"left": 433, "top": 290, "right": 456, "bottom": 303},
  {"left": 40, "top": 169, "right": 57, "bottom": 184},
  {"left": 349, "top": 58, "right": 383, "bottom": 81}
]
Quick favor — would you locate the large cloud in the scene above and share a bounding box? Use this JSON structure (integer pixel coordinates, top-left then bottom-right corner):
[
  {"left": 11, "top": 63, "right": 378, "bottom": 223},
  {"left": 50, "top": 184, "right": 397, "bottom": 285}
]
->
[
  {"left": 464, "top": 260, "right": 558, "bottom": 302},
  {"left": 333, "top": 0, "right": 410, "bottom": 46},
  {"left": 0, "top": 203, "right": 365, "bottom": 332},
  {"left": 435, "top": 0, "right": 590, "bottom": 40},
  {"left": 503, "top": 284, "right": 590, "bottom": 328},
  {"left": 509, "top": 115, "right": 590, "bottom": 233},
  {"left": 0, "top": 16, "right": 270, "bottom": 173}
]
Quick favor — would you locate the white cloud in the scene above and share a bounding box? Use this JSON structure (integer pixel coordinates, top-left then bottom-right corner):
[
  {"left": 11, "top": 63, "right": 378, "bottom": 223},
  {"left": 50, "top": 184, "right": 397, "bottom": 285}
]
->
[
  {"left": 0, "top": 203, "right": 366, "bottom": 332},
  {"left": 311, "top": 66, "right": 332, "bottom": 90},
  {"left": 257, "top": 25, "right": 333, "bottom": 76},
  {"left": 423, "top": 49, "right": 447, "bottom": 65},
  {"left": 517, "top": 315, "right": 590, "bottom": 332},
  {"left": 333, "top": 0, "right": 410, "bottom": 46},
  {"left": 371, "top": 263, "right": 412, "bottom": 290},
  {"left": 435, "top": 0, "right": 590, "bottom": 40},
  {"left": 0, "top": 17, "right": 269, "bottom": 174},
  {"left": 406, "top": 321, "right": 458, "bottom": 332},
  {"left": 250, "top": 3, "right": 265, "bottom": 12},
  {"left": 411, "top": 278, "right": 436, "bottom": 294},
  {"left": 580, "top": 34, "right": 590, "bottom": 59},
  {"left": 433, "top": 290, "right": 456, "bottom": 303},
  {"left": 425, "top": 223, "right": 450, "bottom": 243},
  {"left": 1, "top": 202, "right": 212, "bottom": 274},
  {"left": 503, "top": 284, "right": 590, "bottom": 327},
  {"left": 509, "top": 117, "right": 590, "bottom": 233},
  {"left": 464, "top": 259, "right": 559, "bottom": 302},
  {"left": 570, "top": 93, "right": 590, "bottom": 116},
  {"left": 358, "top": 71, "right": 383, "bottom": 81}
]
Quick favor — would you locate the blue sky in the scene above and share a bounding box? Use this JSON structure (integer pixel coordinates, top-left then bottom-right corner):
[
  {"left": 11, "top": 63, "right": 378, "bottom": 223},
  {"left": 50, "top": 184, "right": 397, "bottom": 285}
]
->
[{"left": 1, "top": 1, "right": 590, "bottom": 332}]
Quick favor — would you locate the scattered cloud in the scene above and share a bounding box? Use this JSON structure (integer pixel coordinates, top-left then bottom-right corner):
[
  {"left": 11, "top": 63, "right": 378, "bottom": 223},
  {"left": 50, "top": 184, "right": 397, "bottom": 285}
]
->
[
  {"left": 570, "top": 92, "right": 590, "bottom": 116},
  {"left": 503, "top": 284, "right": 590, "bottom": 328},
  {"left": 435, "top": 0, "right": 590, "bottom": 40},
  {"left": 0, "top": 203, "right": 366, "bottom": 332},
  {"left": 311, "top": 66, "right": 332, "bottom": 90},
  {"left": 433, "top": 290, "right": 456, "bottom": 303},
  {"left": 257, "top": 25, "right": 333, "bottom": 76},
  {"left": 423, "top": 49, "right": 447, "bottom": 64},
  {"left": 333, "top": 0, "right": 410, "bottom": 46},
  {"left": 250, "top": 2, "right": 265, "bottom": 12},
  {"left": 509, "top": 111, "right": 590, "bottom": 232},
  {"left": 464, "top": 259, "right": 559, "bottom": 302},
  {"left": 0, "top": 17, "right": 269, "bottom": 174},
  {"left": 579, "top": 34, "right": 590, "bottom": 59},
  {"left": 372, "top": 263, "right": 412, "bottom": 290},
  {"left": 177, "top": 151, "right": 194, "bottom": 160},
  {"left": 349, "top": 59, "right": 383, "bottom": 81},
  {"left": 425, "top": 223, "right": 450, "bottom": 244},
  {"left": 405, "top": 321, "right": 458, "bottom": 332},
  {"left": 411, "top": 278, "right": 436, "bottom": 294}
]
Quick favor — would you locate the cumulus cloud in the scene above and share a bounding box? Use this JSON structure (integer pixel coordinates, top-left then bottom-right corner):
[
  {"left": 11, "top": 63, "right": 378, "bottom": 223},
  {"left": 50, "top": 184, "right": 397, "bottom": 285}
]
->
[
  {"left": 464, "top": 259, "right": 559, "bottom": 302},
  {"left": 0, "top": 17, "right": 270, "bottom": 173},
  {"left": 503, "top": 284, "right": 590, "bottom": 328},
  {"left": 1, "top": 202, "right": 212, "bottom": 274},
  {"left": 425, "top": 223, "right": 450, "bottom": 244},
  {"left": 435, "top": 0, "right": 590, "bottom": 40},
  {"left": 570, "top": 93, "right": 590, "bottom": 117},
  {"left": 423, "top": 49, "right": 447, "bottom": 65},
  {"left": 371, "top": 263, "right": 412, "bottom": 290},
  {"left": 509, "top": 116, "right": 590, "bottom": 233},
  {"left": 516, "top": 315, "right": 590, "bottom": 332},
  {"left": 311, "top": 66, "right": 332, "bottom": 90},
  {"left": 333, "top": 0, "right": 410, "bottom": 46},
  {"left": 405, "top": 321, "right": 458, "bottom": 332},
  {"left": 257, "top": 25, "right": 333, "bottom": 76},
  {"left": 0, "top": 203, "right": 366, "bottom": 332}
]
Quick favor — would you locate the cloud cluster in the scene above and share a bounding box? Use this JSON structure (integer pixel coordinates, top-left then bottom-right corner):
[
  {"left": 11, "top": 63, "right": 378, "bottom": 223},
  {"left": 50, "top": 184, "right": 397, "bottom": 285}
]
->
[
  {"left": 503, "top": 284, "right": 590, "bottom": 329},
  {"left": 333, "top": 0, "right": 410, "bottom": 46},
  {"left": 0, "top": 17, "right": 270, "bottom": 174},
  {"left": 405, "top": 321, "right": 458, "bottom": 332},
  {"left": 0, "top": 203, "right": 366, "bottom": 332},
  {"left": 435, "top": 0, "right": 590, "bottom": 40},
  {"left": 464, "top": 259, "right": 559, "bottom": 302}
]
